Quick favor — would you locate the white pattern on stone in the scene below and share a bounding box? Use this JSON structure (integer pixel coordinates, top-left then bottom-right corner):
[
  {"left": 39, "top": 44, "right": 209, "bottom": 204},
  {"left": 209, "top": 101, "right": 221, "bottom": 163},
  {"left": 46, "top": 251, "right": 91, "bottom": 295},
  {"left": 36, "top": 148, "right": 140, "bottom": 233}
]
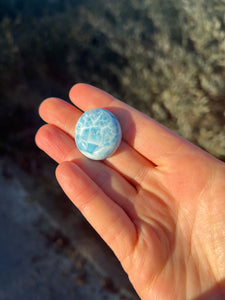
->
[{"left": 75, "top": 109, "right": 122, "bottom": 160}]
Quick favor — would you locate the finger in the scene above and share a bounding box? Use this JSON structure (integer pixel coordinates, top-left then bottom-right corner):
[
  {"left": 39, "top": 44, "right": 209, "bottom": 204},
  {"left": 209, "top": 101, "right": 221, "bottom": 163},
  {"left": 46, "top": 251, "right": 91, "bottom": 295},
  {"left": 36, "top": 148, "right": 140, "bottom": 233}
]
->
[
  {"left": 35, "top": 124, "right": 137, "bottom": 214},
  {"left": 35, "top": 123, "right": 77, "bottom": 163},
  {"left": 38, "top": 97, "right": 155, "bottom": 188},
  {"left": 69, "top": 83, "right": 187, "bottom": 165},
  {"left": 56, "top": 161, "right": 137, "bottom": 260},
  {"left": 39, "top": 97, "right": 82, "bottom": 134}
]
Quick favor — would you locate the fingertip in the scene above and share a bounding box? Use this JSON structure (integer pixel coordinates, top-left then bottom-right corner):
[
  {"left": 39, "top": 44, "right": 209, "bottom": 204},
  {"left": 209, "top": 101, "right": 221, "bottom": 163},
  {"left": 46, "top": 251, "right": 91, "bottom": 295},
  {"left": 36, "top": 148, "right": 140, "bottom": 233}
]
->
[
  {"left": 55, "top": 161, "right": 63, "bottom": 181},
  {"left": 35, "top": 124, "right": 56, "bottom": 150},
  {"left": 69, "top": 82, "right": 88, "bottom": 99},
  {"left": 55, "top": 161, "right": 78, "bottom": 191},
  {"left": 69, "top": 83, "right": 115, "bottom": 111},
  {"left": 38, "top": 97, "right": 53, "bottom": 118},
  {"left": 38, "top": 97, "right": 66, "bottom": 120},
  {"left": 35, "top": 124, "right": 47, "bottom": 148},
  {"left": 55, "top": 160, "right": 70, "bottom": 176}
]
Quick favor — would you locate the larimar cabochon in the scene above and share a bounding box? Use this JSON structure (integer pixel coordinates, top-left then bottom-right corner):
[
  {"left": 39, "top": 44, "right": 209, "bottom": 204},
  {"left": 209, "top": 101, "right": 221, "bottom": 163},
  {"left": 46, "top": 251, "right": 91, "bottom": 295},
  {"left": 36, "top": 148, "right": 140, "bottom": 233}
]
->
[{"left": 75, "top": 108, "right": 122, "bottom": 160}]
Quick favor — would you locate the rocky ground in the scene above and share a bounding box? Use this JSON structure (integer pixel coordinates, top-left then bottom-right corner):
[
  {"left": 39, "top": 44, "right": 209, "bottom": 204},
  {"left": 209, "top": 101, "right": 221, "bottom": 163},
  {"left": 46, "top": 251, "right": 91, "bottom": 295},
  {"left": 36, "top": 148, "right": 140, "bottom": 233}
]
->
[{"left": 1, "top": 0, "right": 224, "bottom": 159}]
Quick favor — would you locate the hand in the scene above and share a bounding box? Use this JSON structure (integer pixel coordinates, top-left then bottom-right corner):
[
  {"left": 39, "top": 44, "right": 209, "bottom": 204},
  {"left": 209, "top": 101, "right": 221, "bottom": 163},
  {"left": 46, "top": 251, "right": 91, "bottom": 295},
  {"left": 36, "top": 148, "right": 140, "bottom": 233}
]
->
[{"left": 35, "top": 84, "right": 225, "bottom": 300}]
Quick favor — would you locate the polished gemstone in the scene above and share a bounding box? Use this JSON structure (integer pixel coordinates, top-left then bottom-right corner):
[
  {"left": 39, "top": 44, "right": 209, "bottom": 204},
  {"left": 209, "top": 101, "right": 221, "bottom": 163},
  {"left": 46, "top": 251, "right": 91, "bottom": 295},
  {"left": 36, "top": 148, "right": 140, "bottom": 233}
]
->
[{"left": 75, "top": 108, "right": 122, "bottom": 160}]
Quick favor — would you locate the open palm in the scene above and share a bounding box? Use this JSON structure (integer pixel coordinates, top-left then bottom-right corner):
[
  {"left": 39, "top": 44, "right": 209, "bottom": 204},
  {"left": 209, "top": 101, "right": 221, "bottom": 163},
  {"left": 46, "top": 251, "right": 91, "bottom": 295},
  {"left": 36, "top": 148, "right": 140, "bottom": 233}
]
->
[{"left": 36, "top": 84, "right": 225, "bottom": 300}]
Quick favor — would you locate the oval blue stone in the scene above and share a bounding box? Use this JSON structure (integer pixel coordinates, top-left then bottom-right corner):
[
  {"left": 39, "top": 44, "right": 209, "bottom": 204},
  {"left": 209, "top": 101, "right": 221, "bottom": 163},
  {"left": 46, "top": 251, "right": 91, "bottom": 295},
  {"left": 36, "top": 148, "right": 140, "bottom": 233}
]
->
[{"left": 75, "top": 108, "right": 122, "bottom": 160}]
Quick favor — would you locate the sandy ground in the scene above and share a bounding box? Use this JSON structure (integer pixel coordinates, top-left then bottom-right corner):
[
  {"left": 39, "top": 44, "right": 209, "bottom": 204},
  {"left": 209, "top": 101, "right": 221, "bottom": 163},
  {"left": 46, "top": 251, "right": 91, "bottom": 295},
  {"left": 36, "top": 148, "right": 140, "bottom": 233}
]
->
[{"left": 0, "top": 158, "right": 138, "bottom": 300}]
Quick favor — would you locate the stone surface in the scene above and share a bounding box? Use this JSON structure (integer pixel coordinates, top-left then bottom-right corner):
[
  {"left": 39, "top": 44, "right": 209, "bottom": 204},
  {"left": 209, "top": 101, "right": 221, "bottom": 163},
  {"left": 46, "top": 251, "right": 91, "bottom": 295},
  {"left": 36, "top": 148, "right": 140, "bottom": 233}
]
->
[{"left": 75, "top": 109, "right": 122, "bottom": 160}]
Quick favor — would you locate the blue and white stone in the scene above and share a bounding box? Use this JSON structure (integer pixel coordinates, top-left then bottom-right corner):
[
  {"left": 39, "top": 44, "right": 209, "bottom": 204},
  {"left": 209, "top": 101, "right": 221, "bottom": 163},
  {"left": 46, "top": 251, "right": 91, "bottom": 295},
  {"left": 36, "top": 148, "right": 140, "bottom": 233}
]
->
[{"left": 75, "top": 108, "right": 122, "bottom": 160}]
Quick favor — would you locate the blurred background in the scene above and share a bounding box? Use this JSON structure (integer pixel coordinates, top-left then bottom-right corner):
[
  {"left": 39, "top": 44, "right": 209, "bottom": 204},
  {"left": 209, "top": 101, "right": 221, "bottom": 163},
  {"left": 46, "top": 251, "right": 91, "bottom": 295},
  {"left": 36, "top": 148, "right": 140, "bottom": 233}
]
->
[{"left": 0, "top": 0, "right": 225, "bottom": 299}]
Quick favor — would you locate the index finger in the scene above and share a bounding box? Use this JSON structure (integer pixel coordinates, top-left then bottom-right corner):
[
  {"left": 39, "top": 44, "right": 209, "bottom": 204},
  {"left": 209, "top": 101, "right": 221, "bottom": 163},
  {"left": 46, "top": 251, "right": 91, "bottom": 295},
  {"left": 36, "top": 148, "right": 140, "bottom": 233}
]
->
[{"left": 69, "top": 83, "right": 185, "bottom": 165}]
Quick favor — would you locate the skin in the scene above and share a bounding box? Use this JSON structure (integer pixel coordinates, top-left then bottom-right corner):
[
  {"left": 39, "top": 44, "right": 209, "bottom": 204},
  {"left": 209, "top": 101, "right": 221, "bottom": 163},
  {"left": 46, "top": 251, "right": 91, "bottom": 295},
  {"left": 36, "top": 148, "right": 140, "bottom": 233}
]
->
[{"left": 35, "top": 83, "right": 225, "bottom": 300}]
